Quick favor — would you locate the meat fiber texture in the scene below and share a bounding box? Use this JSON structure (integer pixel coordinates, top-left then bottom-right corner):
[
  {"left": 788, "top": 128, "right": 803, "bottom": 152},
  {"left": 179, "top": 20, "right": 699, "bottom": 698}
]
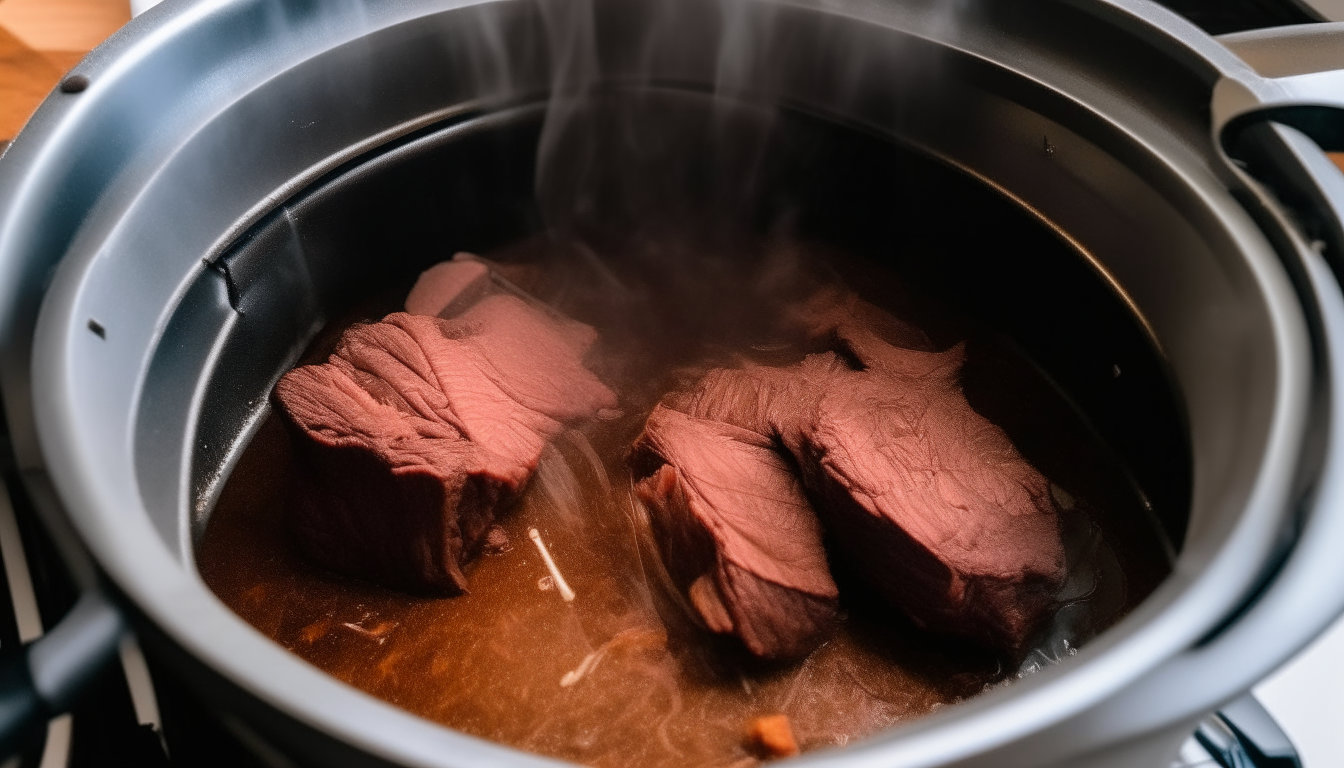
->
[
  {"left": 631, "top": 405, "right": 839, "bottom": 660},
  {"left": 655, "top": 291, "right": 1066, "bottom": 657},
  {"left": 275, "top": 257, "right": 617, "bottom": 593}
]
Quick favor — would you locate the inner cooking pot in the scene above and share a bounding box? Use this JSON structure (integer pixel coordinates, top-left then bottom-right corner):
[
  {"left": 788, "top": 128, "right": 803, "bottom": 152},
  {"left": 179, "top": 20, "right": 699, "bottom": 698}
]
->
[
  {"left": 152, "top": 93, "right": 1190, "bottom": 571},
  {"left": 8, "top": 0, "right": 1344, "bottom": 766},
  {"left": 162, "top": 90, "right": 1189, "bottom": 761}
]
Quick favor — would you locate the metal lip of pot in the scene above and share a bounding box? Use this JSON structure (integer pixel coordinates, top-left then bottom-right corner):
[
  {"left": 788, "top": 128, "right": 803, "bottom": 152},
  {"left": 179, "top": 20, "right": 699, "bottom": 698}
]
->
[{"left": 3, "top": 0, "right": 1344, "bottom": 766}]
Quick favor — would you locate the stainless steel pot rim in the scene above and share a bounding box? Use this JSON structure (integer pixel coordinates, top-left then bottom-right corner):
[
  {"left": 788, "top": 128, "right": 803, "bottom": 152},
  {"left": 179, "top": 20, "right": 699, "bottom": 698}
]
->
[{"left": 0, "top": 1, "right": 1337, "bottom": 766}]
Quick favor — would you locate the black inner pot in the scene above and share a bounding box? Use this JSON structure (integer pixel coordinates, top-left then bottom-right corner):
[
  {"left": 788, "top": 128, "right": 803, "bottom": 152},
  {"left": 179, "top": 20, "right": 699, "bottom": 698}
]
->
[
  {"left": 132, "top": 96, "right": 1189, "bottom": 738},
  {"left": 140, "top": 90, "right": 1188, "bottom": 554},
  {"left": 146, "top": 88, "right": 1189, "bottom": 762}
]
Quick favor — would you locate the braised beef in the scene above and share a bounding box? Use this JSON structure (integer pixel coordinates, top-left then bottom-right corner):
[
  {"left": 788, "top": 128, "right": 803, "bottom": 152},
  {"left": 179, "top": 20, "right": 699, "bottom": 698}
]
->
[
  {"left": 209, "top": 235, "right": 1169, "bottom": 768},
  {"left": 798, "top": 293, "right": 1065, "bottom": 653},
  {"left": 631, "top": 405, "right": 839, "bottom": 659},
  {"left": 275, "top": 294, "right": 616, "bottom": 593},
  {"left": 668, "top": 292, "right": 1065, "bottom": 654},
  {"left": 403, "top": 254, "right": 491, "bottom": 317}
]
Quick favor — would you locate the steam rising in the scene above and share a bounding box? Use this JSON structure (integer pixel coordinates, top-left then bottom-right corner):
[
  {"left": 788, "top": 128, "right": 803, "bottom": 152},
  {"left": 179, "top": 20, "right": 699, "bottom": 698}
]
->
[
  {"left": 526, "top": 0, "right": 977, "bottom": 245},
  {"left": 508, "top": 0, "right": 1125, "bottom": 678},
  {"left": 533, "top": 0, "right": 799, "bottom": 242}
]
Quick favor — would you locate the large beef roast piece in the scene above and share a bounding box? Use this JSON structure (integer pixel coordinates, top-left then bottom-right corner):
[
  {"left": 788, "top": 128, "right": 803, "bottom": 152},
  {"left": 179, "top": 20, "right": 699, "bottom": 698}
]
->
[
  {"left": 631, "top": 405, "right": 839, "bottom": 660},
  {"left": 800, "top": 294, "right": 1065, "bottom": 653},
  {"left": 796, "top": 347, "right": 1063, "bottom": 654},
  {"left": 673, "top": 292, "right": 1065, "bottom": 655},
  {"left": 275, "top": 287, "right": 617, "bottom": 593}
]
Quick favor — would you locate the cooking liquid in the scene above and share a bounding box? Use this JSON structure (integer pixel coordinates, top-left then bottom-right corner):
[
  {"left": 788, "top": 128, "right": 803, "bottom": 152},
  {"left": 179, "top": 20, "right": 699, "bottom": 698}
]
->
[{"left": 197, "top": 236, "right": 1173, "bottom": 768}]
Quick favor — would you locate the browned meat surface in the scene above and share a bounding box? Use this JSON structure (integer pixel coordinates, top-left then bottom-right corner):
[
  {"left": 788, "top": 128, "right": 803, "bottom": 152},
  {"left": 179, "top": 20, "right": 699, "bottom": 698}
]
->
[
  {"left": 671, "top": 293, "right": 1065, "bottom": 655},
  {"left": 796, "top": 349, "right": 1063, "bottom": 653},
  {"left": 275, "top": 295, "right": 617, "bottom": 593},
  {"left": 631, "top": 405, "right": 839, "bottom": 659}
]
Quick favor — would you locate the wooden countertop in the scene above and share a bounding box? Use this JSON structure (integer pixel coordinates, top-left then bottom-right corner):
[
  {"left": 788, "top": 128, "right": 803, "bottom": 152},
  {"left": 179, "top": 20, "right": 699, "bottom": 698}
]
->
[{"left": 0, "top": 0, "right": 129, "bottom": 142}]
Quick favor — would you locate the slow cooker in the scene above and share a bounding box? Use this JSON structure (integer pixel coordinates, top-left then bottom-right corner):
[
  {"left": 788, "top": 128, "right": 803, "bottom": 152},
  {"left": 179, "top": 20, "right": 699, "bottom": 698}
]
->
[{"left": 2, "top": 0, "right": 1344, "bottom": 766}]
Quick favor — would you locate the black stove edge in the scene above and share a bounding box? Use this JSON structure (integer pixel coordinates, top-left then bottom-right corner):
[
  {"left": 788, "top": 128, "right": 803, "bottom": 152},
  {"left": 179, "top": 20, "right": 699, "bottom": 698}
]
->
[{"left": 1151, "top": 0, "right": 1322, "bottom": 35}]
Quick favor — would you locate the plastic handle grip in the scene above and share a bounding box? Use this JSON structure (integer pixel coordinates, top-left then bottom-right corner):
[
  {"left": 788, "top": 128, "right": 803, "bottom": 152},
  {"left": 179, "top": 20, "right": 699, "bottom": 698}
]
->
[{"left": 0, "top": 591, "right": 122, "bottom": 760}]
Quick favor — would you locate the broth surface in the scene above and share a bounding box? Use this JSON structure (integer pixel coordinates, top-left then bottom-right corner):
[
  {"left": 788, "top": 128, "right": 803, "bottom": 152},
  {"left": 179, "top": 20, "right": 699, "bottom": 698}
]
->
[{"left": 198, "top": 236, "right": 1171, "bottom": 768}]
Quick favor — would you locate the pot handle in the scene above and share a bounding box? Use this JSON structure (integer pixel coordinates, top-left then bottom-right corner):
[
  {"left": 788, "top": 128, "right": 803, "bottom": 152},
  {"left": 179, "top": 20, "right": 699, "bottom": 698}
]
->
[
  {"left": 1077, "top": 47, "right": 1344, "bottom": 733},
  {"left": 0, "top": 591, "right": 122, "bottom": 758},
  {"left": 1215, "top": 23, "right": 1344, "bottom": 157}
]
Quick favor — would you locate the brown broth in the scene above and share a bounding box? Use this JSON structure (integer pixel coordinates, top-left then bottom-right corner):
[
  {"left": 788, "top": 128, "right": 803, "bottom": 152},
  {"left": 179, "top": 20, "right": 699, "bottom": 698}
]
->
[{"left": 197, "top": 237, "right": 1172, "bottom": 768}]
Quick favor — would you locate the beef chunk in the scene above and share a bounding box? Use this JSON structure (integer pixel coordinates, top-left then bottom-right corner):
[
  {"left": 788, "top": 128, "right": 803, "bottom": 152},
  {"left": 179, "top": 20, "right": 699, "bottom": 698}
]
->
[
  {"left": 404, "top": 254, "right": 490, "bottom": 317},
  {"left": 631, "top": 405, "right": 839, "bottom": 660},
  {"left": 275, "top": 295, "right": 617, "bottom": 593},
  {"left": 799, "top": 294, "right": 1064, "bottom": 653},
  {"left": 407, "top": 254, "right": 605, "bottom": 358},
  {"left": 673, "top": 294, "right": 1065, "bottom": 655},
  {"left": 796, "top": 348, "right": 1062, "bottom": 654}
]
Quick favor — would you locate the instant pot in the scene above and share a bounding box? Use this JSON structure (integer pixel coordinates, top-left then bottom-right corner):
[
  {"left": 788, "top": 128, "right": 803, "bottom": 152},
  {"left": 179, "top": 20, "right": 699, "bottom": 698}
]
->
[{"left": 2, "top": 0, "right": 1344, "bottom": 766}]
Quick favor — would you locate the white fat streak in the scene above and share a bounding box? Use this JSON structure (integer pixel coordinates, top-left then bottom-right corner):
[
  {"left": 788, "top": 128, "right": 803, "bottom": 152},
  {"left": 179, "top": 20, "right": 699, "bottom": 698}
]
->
[
  {"left": 529, "top": 528, "right": 576, "bottom": 602},
  {"left": 560, "top": 649, "right": 603, "bottom": 688}
]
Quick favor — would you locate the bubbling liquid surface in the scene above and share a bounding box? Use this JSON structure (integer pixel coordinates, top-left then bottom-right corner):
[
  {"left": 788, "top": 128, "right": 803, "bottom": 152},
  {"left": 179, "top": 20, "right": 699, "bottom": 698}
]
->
[{"left": 197, "top": 236, "right": 1172, "bottom": 768}]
